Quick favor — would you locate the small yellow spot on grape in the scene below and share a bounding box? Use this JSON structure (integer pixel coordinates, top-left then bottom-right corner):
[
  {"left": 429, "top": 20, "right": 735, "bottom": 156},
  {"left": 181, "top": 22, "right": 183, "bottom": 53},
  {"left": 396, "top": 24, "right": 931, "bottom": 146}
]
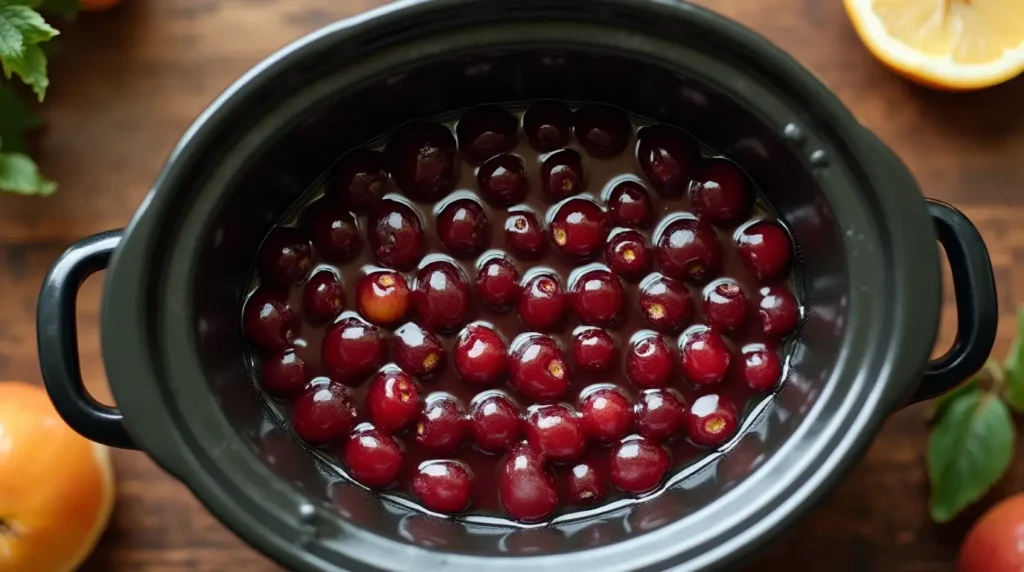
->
[
  {"left": 705, "top": 417, "right": 725, "bottom": 435},
  {"left": 399, "top": 384, "right": 414, "bottom": 403},
  {"left": 687, "top": 262, "right": 706, "bottom": 279},
  {"left": 423, "top": 353, "right": 439, "bottom": 370},
  {"left": 548, "top": 360, "right": 565, "bottom": 379},
  {"left": 553, "top": 227, "right": 567, "bottom": 246}
]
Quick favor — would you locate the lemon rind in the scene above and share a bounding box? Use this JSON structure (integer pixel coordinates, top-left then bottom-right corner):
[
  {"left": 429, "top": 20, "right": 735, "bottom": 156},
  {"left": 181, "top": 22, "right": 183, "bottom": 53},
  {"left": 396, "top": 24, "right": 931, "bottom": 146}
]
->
[{"left": 846, "top": 0, "right": 1024, "bottom": 89}]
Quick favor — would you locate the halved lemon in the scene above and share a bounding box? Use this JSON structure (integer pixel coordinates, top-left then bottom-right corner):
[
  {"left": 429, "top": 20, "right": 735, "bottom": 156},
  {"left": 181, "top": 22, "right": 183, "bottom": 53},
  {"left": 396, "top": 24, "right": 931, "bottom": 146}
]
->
[{"left": 845, "top": 0, "right": 1024, "bottom": 90}]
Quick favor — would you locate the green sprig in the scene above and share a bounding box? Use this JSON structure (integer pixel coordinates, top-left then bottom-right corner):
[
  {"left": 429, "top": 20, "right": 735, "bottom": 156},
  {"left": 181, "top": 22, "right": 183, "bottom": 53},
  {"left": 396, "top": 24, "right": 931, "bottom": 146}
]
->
[
  {"left": 0, "top": 0, "right": 77, "bottom": 196},
  {"left": 928, "top": 310, "right": 1024, "bottom": 522}
]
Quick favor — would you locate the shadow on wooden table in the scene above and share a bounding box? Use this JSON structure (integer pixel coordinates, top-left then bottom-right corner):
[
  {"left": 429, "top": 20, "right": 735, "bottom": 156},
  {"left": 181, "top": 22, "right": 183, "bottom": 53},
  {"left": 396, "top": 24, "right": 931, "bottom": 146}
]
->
[{"left": 906, "top": 74, "right": 1024, "bottom": 144}]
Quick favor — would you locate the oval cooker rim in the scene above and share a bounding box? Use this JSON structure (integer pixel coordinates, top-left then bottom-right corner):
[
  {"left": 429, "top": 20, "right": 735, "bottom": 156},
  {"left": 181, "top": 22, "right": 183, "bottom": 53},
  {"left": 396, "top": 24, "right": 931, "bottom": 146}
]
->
[{"left": 99, "top": 1, "right": 940, "bottom": 570}]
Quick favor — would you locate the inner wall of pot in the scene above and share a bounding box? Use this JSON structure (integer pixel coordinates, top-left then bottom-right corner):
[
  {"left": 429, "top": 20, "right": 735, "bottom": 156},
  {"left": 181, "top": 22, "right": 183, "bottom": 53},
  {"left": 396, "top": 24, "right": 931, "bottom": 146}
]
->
[{"left": 193, "top": 47, "right": 843, "bottom": 554}]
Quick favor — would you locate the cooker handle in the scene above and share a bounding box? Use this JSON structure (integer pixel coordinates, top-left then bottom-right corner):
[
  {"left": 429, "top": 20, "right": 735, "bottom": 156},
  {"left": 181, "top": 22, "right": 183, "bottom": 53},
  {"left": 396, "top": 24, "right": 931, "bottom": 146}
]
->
[
  {"left": 37, "top": 230, "right": 136, "bottom": 449},
  {"left": 912, "top": 200, "right": 999, "bottom": 404}
]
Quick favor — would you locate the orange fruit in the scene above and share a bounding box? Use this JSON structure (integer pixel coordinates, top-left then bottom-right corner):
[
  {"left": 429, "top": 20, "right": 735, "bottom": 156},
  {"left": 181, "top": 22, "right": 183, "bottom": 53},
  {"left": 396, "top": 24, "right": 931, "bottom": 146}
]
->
[
  {"left": 0, "top": 382, "right": 115, "bottom": 572},
  {"left": 959, "top": 494, "right": 1024, "bottom": 572},
  {"left": 845, "top": 0, "right": 1024, "bottom": 91}
]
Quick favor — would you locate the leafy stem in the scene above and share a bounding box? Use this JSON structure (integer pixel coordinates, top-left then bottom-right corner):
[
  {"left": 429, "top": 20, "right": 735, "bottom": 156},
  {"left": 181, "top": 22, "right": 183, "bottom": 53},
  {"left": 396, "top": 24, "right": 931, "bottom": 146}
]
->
[
  {"left": 928, "top": 311, "right": 1024, "bottom": 523},
  {"left": 0, "top": 0, "right": 79, "bottom": 196}
]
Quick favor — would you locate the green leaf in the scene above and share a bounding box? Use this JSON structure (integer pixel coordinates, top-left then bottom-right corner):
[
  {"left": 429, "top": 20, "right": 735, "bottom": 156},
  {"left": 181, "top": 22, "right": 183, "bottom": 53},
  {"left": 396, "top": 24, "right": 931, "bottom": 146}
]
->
[
  {"left": 0, "top": 3, "right": 58, "bottom": 55},
  {"left": 0, "top": 2, "right": 57, "bottom": 99},
  {"left": 0, "top": 85, "right": 41, "bottom": 152},
  {"left": 0, "top": 1, "right": 38, "bottom": 62},
  {"left": 1003, "top": 306, "right": 1024, "bottom": 412},
  {"left": 930, "top": 377, "right": 979, "bottom": 422},
  {"left": 0, "top": 9, "right": 27, "bottom": 58},
  {"left": 928, "top": 389, "right": 1015, "bottom": 522},
  {"left": 1, "top": 43, "right": 48, "bottom": 100},
  {"left": 0, "top": 150, "right": 55, "bottom": 195}
]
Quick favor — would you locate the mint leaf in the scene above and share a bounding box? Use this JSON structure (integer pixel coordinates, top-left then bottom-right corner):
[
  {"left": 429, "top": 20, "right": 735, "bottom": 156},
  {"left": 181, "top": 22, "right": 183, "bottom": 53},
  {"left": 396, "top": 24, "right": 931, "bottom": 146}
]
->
[
  {"left": 0, "top": 3, "right": 57, "bottom": 52},
  {"left": 1003, "top": 307, "right": 1024, "bottom": 412},
  {"left": 930, "top": 377, "right": 979, "bottom": 422},
  {"left": 0, "top": 86, "right": 41, "bottom": 152},
  {"left": 0, "top": 2, "right": 60, "bottom": 195},
  {"left": 1, "top": 44, "right": 49, "bottom": 100},
  {"left": 0, "top": 1, "right": 37, "bottom": 59},
  {"left": 0, "top": 150, "right": 55, "bottom": 195},
  {"left": 0, "top": 2, "right": 58, "bottom": 100},
  {"left": 928, "top": 389, "right": 1015, "bottom": 522}
]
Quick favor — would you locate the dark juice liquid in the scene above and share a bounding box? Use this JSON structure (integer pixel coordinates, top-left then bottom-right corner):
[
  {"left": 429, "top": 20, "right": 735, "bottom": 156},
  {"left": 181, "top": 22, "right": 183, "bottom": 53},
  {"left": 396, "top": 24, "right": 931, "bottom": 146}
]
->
[{"left": 249, "top": 103, "right": 796, "bottom": 525}]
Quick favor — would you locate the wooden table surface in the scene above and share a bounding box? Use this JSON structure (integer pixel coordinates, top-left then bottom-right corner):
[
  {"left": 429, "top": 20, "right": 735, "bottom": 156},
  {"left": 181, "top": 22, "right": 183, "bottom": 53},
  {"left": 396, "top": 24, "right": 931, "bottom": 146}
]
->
[{"left": 2, "top": 1, "right": 1023, "bottom": 570}]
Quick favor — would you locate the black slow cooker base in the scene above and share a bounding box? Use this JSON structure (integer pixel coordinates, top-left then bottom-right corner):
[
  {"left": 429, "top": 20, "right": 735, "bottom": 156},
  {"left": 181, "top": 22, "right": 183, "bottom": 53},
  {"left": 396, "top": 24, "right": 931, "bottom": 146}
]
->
[
  {"left": 188, "top": 44, "right": 844, "bottom": 555},
  {"left": 53, "top": 2, "right": 978, "bottom": 570}
]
